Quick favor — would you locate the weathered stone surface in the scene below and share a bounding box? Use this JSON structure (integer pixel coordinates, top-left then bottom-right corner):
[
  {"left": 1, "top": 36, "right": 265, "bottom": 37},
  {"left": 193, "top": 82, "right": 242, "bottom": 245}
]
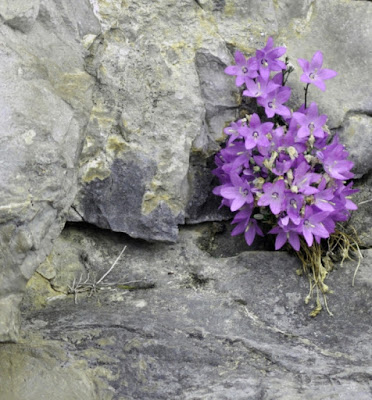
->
[
  {"left": 7, "top": 223, "right": 372, "bottom": 399},
  {"left": 2, "top": 0, "right": 371, "bottom": 352},
  {"left": 277, "top": 0, "right": 372, "bottom": 129},
  {"left": 0, "top": 1, "right": 100, "bottom": 341},
  {"left": 0, "top": 0, "right": 40, "bottom": 33},
  {"left": 70, "top": 0, "right": 372, "bottom": 242},
  {"left": 0, "top": 342, "right": 97, "bottom": 400},
  {"left": 71, "top": 0, "right": 240, "bottom": 240},
  {"left": 339, "top": 113, "right": 372, "bottom": 178},
  {"left": 349, "top": 173, "right": 372, "bottom": 248}
]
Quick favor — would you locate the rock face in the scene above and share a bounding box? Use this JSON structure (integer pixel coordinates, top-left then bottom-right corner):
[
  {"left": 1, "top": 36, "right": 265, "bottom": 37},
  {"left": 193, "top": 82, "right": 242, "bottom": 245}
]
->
[
  {"left": 70, "top": 0, "right": 372, "bottom": 242},
  {"left": 349, "top": 173, "right": 372, "bottom": 248},
  {"left": 71, "top": 0, "right": 237, "bottom": 241},
  {"left": 0, "top": 0, "right": 371, "bottom": 396},
  {"left": 1, "top": 0, "right": 371, "bottom": 364},
  {"left": 2, "top": 224, "right": 370, "bottom": 400},
  {"left": 0, "top": 0, "right": 100, "bottom": 341},
  {"left": 339, "top": 113, "right": 372, "bottom": 178}
]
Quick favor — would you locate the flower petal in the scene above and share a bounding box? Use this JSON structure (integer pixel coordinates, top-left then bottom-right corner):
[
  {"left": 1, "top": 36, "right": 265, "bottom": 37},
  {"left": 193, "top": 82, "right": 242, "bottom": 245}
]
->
[
  {"left": 311, "top": 51, "right": 323, "bottom": 69},
  {"left": 275, "top": 232, "right": 287, "bottom": 250},
  {"left": 289, "top": 232, "right": 300, "bottom": 251},
  {"left": 318, "top": 68, "right": 337, "bottom": 80},
  {"left": 224, "top": 66, "right": 239, "bottom": 75}
]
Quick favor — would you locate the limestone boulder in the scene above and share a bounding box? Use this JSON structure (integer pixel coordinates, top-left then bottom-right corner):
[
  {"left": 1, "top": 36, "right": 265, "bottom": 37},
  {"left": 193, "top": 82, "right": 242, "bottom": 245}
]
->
[
  {"left": 70, "top": 0, "right": 240, "bottom": 240},
  {"left": 0, "top": 0, "right": 100, "bottom": 341}
]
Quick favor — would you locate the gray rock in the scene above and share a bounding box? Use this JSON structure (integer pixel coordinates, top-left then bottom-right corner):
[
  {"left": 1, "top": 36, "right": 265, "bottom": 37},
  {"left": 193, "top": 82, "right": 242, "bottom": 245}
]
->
[
  {"left": 0, "top": 1, "right": 100, "bottom": 342},
  {"left": 349, "top": 173, "right": 372, "bottom": 248},
  {"left": 0, "top": 0, "right": 40, "bottom": 33},
  {"left": 280, "top": 0, "right": 372, "bottom": 129},
  {"left": 71, "top": 1, "right": 237, "bottom": 240},
  {"left": 3, "top": 0, "right": 372, "bottom": 346},
  {"left": 81, "top": 156, "right": 183, "bottom": 241},
  {"left": 11, "top": 223, "right": 372, "bottom": 399},
  {"left": 0, "top": 342, "right": 97, "bottom": 400},
  {"left": 339, "top": 113, "right": 372, "bottom": 178}
]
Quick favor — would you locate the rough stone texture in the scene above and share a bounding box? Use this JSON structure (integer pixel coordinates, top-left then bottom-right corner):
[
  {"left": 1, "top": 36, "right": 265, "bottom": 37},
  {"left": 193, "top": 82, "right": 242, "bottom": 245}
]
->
[
  {"left": 70, "top": 0, "right": 372, "bottom": 242},
  {"left": 2, "top": 0, "right": 371, "bottom": 361},
  {"left": 71, "top": 0, "right": 238, "bottom": 240},
  {"left": 278, "top": 0, "right": 372, "bottom": 129},
  {"left": 0, "top": 0, "right": 100, "bottom": 341},
  {"left": 0, "top": 0, "right": 40, "bottom": 33},
  {"left": 339, "top": 113, "right": 372, "bottom": 178},
  {"left": 0, "top": 342, "right": 97, "bottom": 400},
  {"left": 3, "top": 223, "right": 371, "bottom": 399},
  {"left": 349, "top": 173, "right": 372, "bottom": 248}
]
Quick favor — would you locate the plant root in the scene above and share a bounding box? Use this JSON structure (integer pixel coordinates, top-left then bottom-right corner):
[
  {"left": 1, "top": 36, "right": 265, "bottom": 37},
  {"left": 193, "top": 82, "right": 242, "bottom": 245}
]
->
[
  {"left": 67, "top": 245, "right": 148, "bottom": 304},
  {"left": 295, "top": 225, "right": 363, "bottom": 317}
]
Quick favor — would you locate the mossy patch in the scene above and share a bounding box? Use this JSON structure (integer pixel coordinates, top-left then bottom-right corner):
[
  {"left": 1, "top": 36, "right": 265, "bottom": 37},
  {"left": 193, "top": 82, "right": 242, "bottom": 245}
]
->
[
  {"left": 106, "top": 136, "right": 127, "bottom": 154},
  {"left": 82, "top": 163, "right": 111, "bottom": 183},
  {"left": 24, "top": 273, "right": 62, "bottom": 310}
]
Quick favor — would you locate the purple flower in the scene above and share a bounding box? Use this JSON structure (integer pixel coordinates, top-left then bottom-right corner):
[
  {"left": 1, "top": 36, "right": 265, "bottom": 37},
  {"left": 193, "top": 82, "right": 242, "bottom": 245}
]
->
[
  {"left": 269, "top": 223, "right": 301, "bottom": 251},
  {"left": 313, "top": 182, "right": 335, "bottom": 212},
  {"left": 214, "top": 40, "right": 357, "bottom": 253},
  {"left": 298, "top": 51, "right": 337, "bottom": 91},
  {"left": 291, "top": 160, "right": 320, "bottom": 195},
  {"left": 219, "top": 174, "right": 254, "bottom": 212},
  {"left": 231, "top": 207, "right": 264, "bottom": 245},
  {"left": 242, "top": 75, "right": 280, "bottom": 99},
  {"left": 258, "top": 179, "right": 286, "bottom": 215},
  {"left": 224, "top": 119, "right": 245, "bottom": 145},
  {"left": 245, "top": 219, "right": 264, "bottom": 245},
  {"left": 292, "top": 102, "right": 327, "bottom": 139},
  {"left": 317, "top": 136, "right": 354, "bottom": 180},
  {"left": 258, "top": 86, "right": 291, "bottom": 119},
  {"left": 299, "top": 206, "right": 330, "bottom": 247},
  {"left": 255, "top": 37, "right": 286, "bottom": 80},
  {"left": 333, "top": 181, "right": 358, "bottom": 211},
  {"left": 225, "top": 51, "right": 258, "bottom": 87},
  {"left": 285, "top": 192, "right": 304, "bottom": 225},
  {"left": 242, "top": 113, "right": 273, "bottom": 150},
  {"left": 272, "top": 153, "right": 293, "bottom": 176}
]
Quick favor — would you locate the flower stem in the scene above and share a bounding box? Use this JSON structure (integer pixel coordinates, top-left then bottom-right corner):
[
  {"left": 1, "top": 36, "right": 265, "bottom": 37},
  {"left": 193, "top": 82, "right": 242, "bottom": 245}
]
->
[{"left": 304, "top": 83, "right": 310, "bottom": 109}]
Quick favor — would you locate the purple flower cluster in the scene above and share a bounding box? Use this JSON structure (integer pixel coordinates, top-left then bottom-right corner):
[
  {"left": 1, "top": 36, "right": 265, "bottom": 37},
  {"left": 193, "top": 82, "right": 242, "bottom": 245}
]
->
[{"left": 213, "top": 38, "right": 357, "bottom": 251}]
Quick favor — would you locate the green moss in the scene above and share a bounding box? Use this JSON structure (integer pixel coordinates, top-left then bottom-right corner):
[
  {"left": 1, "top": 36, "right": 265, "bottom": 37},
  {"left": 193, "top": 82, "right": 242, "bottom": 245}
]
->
[
  {"left": 82, "top": 163, "right": 111, "bottom": 183},
  {"left": 106, "top": 136, "right": 127, "bottom": 154}
]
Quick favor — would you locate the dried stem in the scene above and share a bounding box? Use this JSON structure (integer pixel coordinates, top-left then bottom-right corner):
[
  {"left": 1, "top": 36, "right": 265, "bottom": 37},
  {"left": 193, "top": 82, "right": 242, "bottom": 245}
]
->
[
  {"left": 67, "top": 245, "right": 146, "bottom": 304},
  {"left": 295, "top": 225, "right": 362, "bottom": 316},
  {"left": 96, "top": 245, "right": 127, "bottom": 285}
]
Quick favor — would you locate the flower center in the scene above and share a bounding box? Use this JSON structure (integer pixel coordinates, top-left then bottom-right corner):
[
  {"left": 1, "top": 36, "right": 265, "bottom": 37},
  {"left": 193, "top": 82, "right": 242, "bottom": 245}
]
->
[
  {"left": 272, "top": 192, "right": 279, "bottom": 199},
  {"left": 268, "top": 99, "right": 276, "bottom": 109},
  {"left": 242, "top": 66, "right": 248, "bottom": 74},
  {"left": 261, "top": 58, "right": 268, "bottom": 67},
  {"left": 304, "top": 219, "right": 315, "bottom": 228},
  {"left": 255, "top": 82, "right": 261, "bottom": 96},
  {"left": 290, "top": 199, "right": 297, "bottom": 209},
  {"left": 309, "top": 69, "right": 318, "bottom": 80},
  {"left": 252, "top": 131, "right": 259, "bottom": 138},
  {"left": 308, "top": 122, "right": 315, "bottom": 131},
  {"left": 240, "top": 187, "right": 249, "bottom": 197}
]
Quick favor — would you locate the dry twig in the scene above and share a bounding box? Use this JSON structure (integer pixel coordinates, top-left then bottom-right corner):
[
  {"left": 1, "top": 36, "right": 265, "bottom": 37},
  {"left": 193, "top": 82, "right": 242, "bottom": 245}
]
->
[{"left": 67, "top": 245, "right": 147, "bottom": 304}]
